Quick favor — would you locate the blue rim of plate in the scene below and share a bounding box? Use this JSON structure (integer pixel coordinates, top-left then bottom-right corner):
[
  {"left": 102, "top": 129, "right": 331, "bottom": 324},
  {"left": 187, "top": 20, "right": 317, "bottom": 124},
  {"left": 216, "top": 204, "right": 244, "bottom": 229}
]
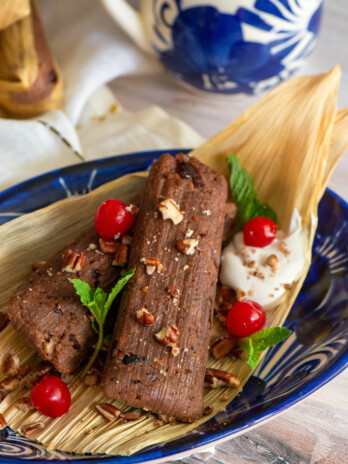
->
[{"left": 0, "top": 149, "right": 347, "bottom": 463}]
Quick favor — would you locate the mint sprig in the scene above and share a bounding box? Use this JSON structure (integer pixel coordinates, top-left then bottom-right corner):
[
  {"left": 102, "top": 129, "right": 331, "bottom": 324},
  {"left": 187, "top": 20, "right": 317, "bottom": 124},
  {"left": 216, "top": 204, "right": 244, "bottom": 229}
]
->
[
  {"left": 239, "top": 327, "right": 292, "bottom": 370},
  {"left": 227, "top": 154, "right": 278, "bottom": 226},
  {"left": 72, "top": 268, "right": 135, "bottom": 376}
]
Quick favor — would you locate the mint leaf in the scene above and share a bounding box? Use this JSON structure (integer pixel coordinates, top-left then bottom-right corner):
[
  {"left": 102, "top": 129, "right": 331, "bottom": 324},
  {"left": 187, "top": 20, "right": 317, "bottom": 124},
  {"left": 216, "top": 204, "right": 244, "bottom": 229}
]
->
[
  {"left": 104, "top": 268, "right": 135, "bottom": 316},
  {"left": 227, "top": 154, "right": 256, "bottom": 225},
  {"left": 93, "top": 288, "right": 108, "bottom": 319},
  {"left": 227, "top": 154, "right": 278, "bottom": 225},
  {"left": 251, "top": 199, "right": 278, "bottom": 224},
  {"left": 71, "top": 267, "right": 136, "bottom": 375},
  {"left": 239, "top": 327, "right": 291, "bottom": 370},
  {"left": 71, "top": 279, "right": 94, "bottom": 308}
]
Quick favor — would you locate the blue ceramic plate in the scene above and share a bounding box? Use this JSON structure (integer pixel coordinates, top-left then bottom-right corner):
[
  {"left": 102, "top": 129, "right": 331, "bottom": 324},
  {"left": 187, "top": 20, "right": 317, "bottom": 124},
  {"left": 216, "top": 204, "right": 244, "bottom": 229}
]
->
[{"left": 0, "top": 150, "right": 347, "bottom": 463}]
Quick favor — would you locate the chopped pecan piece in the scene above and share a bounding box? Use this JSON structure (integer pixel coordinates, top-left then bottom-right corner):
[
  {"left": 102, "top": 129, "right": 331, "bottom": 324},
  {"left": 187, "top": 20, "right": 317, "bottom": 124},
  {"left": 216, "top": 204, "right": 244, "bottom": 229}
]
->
[
  {"left": 18, "top": 365, "right": 30, "bottom": 378},
  {"left": 125, "top": 204, "right": 139, "bottom": 215},
  {"left": 219, "top": 286, "right": 236, "bottom": 305},
  {"left": 24, "top": 362, "right": 53, "bottom": 388},
  {"left": 155, "top": 325, "right": 179, "bottom": 347},
  {"left": 158, "top": 414, "right": 170, "bottom": 424},
  {"left": 204, "top": 368, "right": 240, "bottom": 388},
  {"left": 120, "top": 412, "right": 140, "bottom": 421},
  {"left": 62, "top": 249, "right": 85, "bottom": 273},
  {"left": 15, "top": 397, "right": 33, "bottom": 411},
  {"left": 235, "top": 288, "right": 246, "bottom": 301},
  {"left": 121, "top": 235, "right": 133, "bottom": 246},
  {"left": 141, "top": 257, "right": 159, "bottom": 266},
  {"left": 3, "top": 354, "right": 20, "bottom": 376},
  {"left": 203, "top": 406, "right": 213, "bottom": 416},
  {"left": 219, "top": 300, "right": 233, "bottom": 315},
  {"left": 99, "top": 238, "right": 120, "bottom": 254},
  {"left": 282, "top": 283, "right": 293, "bottom": 290},
  {"left": 0, "top": 376, "right": 19, "bottom": 391},
  {"left": 171, "top": 347, "right": 180, "bottom": 357},
  {"left": 168, "top": 285, "right": 180, "bottom": 298},
  {"left": 112, "top": 244, "right": 128, "bottom": 267},
  {"left": 265, "top": 254, "right": 279, "bottom": 273},
  {"left": 84, "top": 368, "right": 101, "bottom": 387},
  {"left": 210, "top": 337, "right": 238, "bottom": 360},
  {"left": 253, "top": 270, "right": 265, "bottom": 280},
  {"left": 141, "top": 257, "right": 162, "bottom": 275},
  {"left": 42, "top": 335, "right": 58, "bottom": 355},
  {"left": 31, "top": 260, "right": 46, "bottom": 271},
  {"left": 135, "top": 308, "right": 155, "bottom": 326},
  {"left": 176, "top": 238, "right": 199, "bottom": 255},
  {"left": 157, "top": 198, "right": 183, "bottom": 225},
  {"left": 22, "top": 421, "right": 45, "bottom": 436},
  {"left": 96, "top": 403, "right": 121, "bottom": 421},
  {"left": 0, "top": 414, "right": 6, "bottom": 429},
  {"left": 279, "top": 241, "right": 290, "bottom": 256}
]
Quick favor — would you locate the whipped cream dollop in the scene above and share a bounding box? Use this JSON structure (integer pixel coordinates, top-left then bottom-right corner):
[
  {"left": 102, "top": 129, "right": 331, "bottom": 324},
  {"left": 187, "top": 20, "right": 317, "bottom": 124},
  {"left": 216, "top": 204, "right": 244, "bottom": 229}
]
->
[{"left": 220, "top": 210, "right": 306, "bottom": 307}]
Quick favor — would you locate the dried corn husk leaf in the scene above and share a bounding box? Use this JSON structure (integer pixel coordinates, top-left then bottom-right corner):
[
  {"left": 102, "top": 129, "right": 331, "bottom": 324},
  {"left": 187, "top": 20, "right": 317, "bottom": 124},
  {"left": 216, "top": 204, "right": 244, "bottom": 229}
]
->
[
  {"left": 0, "top": 0, "right": 30, "bottom": 30},
  {"left": 0, "top": 0, "right": 62, "bottom": 118},
  {"left": 0, "top": 68, "right": 347, "bottom": 456}
]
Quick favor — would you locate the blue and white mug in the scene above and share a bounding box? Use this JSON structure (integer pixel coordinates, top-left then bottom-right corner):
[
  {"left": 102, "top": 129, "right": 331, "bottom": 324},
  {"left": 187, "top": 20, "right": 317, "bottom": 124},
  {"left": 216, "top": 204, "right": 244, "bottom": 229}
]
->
[{"left": 102, "top": 0, "right": 323, "bottom": 95}]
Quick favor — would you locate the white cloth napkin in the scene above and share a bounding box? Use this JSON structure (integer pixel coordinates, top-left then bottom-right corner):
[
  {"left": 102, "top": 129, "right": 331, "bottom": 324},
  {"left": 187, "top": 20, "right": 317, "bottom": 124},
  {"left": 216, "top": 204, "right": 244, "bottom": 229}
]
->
[
  {"left": 0, "top": 0, "right": 212, "bottom": 461},
  {"left": 0, "top": 0, "right": 205, "bottom": 192}
]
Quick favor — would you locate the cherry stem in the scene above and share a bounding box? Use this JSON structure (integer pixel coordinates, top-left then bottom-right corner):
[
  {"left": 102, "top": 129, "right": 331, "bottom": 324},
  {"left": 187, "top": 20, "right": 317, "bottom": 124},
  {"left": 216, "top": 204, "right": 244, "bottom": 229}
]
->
[{"left": 82, "top": 323, "right": 103, "bottom": 377}]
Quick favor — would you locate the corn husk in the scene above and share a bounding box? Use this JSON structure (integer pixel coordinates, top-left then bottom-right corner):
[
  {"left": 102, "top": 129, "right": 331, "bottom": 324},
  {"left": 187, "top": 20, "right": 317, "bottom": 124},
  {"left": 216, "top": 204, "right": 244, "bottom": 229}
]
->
[
  {"left": 0, "top": 67, "right": 347, "bottom": 456},
  {"left": 0, "top": 0, "right": 62, "bottom": 118},
  {"left": 0, "top": 0, "right": 30, "bottom": 30}
]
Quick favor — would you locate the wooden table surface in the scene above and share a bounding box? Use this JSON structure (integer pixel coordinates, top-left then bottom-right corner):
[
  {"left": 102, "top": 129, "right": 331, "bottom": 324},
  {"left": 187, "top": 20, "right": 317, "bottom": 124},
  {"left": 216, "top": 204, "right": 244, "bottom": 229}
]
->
[{"left": 109, "top": 2, "right": 348, "bottom": 463}]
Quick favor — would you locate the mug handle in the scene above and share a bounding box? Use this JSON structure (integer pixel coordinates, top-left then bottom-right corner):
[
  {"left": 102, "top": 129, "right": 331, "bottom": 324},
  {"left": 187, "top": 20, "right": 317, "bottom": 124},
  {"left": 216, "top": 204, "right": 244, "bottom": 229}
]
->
[{"left": 101, "top": 0, "right": 153, "bottom": 55}]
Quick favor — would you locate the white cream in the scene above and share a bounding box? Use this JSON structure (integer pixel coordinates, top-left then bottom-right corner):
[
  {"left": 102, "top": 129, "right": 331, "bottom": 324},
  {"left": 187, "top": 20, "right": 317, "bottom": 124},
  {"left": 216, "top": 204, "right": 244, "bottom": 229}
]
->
[{"left": 220, "top": 210, "right": 306, "bottom": 307}]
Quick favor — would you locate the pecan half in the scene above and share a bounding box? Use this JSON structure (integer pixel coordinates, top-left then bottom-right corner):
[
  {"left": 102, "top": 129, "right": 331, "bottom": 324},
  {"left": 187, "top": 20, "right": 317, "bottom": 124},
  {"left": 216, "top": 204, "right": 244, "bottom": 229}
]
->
[
  {"left": 112, "top": 244, "right": 128, "bottom": 267},
  {"left": 135, "top": 308, "right": 155, "bottom": 326},
  {"left": 3, "top": 354, "right": 20, "bottom": 376},
  {"left": 99, "top": 238, "right": 120, "bottom": 254},
  {"left": 176, "top": 238, "right": 199, "bottom": 255},
  {"left": 210, "top": 337, "right": 238, "bottom": 360},
  {"left": 157, "top": 198, "right": 183, "bottom": 225},
  {"left": 155, "top": 325, "right": 179, "bottom": 347},
  {"left": 22, "top": 421, "right": 45, "bottom": 436},
  {"left": 96, "top": 403, "right": 121, "bottom": 421},
  {"left": 204, "top": 368, "right": 240, "bottom": 388},
  {"left": 62, "top": 249, "right": 85, "bottom": 273}
]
